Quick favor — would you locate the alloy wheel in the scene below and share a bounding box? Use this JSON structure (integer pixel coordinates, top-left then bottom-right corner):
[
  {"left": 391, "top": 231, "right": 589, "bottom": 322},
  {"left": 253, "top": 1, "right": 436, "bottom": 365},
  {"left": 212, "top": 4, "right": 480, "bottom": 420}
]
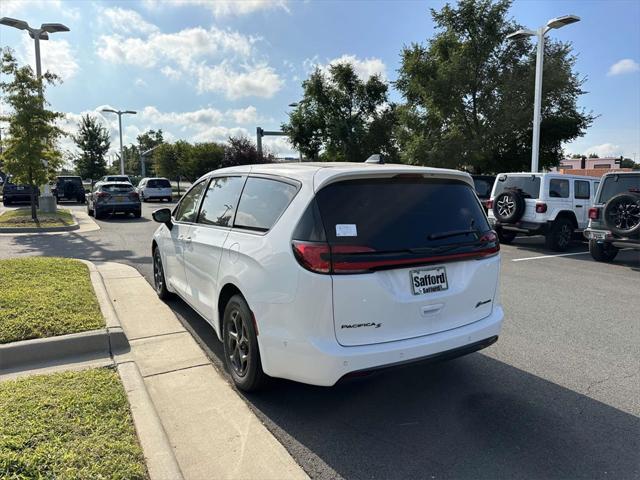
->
[
  {"left": 497, "top": 196, "right": 515, "bottom": 217},
  {"left": 608, "top": 201, "right": 640, "bottom": 231},
  {"left": 226, "top": 309, "right": 250, "bottom": 377},
  {"left": 153, "top": 250, "right": 164, "bottom": 294}
]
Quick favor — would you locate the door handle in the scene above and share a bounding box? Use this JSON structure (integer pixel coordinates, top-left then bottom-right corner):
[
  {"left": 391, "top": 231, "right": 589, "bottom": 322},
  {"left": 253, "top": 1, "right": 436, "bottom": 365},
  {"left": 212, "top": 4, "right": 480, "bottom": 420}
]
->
[
  {"left": 184, "top": 236, "right": 192, "bottom": 244},
  {"left": 576, "top": 205, "right": 583, "bottom": 208}
]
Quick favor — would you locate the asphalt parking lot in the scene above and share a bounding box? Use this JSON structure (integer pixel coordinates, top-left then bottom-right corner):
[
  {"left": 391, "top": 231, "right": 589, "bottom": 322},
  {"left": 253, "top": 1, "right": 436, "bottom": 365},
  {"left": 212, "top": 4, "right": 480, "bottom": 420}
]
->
[{"left": 1, "top": 201, "right": 638, "bottom": 479}]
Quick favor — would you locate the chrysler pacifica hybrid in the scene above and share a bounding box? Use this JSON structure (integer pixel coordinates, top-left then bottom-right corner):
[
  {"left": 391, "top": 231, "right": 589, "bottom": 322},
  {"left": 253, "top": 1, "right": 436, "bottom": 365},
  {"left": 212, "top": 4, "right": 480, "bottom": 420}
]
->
[{"left": 151, "top": 163, "right": 503, "bottom": 391}]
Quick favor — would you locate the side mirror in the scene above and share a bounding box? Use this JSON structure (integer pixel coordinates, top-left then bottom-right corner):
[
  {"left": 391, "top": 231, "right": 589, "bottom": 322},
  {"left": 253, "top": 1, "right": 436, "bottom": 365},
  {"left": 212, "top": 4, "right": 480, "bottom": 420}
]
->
[{"left": 152, "top": 208, "right": 173, "bottom": 227}]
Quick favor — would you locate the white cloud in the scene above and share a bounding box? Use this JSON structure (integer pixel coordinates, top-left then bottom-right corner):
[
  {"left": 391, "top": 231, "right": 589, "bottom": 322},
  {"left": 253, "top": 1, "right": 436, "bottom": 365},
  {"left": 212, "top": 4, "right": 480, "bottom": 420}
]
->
[
  {"left": 583, "top": 143, "right": 622, "bottom": 157},
  {"left": 20, "top": 36, "right": 79, "bottom": 80},
  {"left": 100, "top": 7, "right": 159, "bottom": 35},
  {"left": 194, "top": 62, "right": 283, "bottom": 99},
  {"left": 607, "top": 59, "right": 640, "bottom": 76},
  {"left": 95, "top": 19, "right": 282, "bottom": 99},
  {"left": 229, "top": 106, "right": 258, "bottom": 124},
  {"left": 161, "top": 66, "right": 182, "bottom": 81},
  {"left": 192, "top": 126, "right": 249, "bottom": 143},
  {"left": 134, "top": 78, "right": 148, "bottom": 88},
  {"left": 96, "top": 26, "right": 253, "bottom": 69},
  {"left": 142, "top": 0, "right": 289, "bottom": 17},
  {"left": 0, "top": 0, "right": 80, "bottom": 20},
  {"left": 305, "top": 54, "right": 387, "bottom": 80},
  {"left": 141, "top": 106, "right": 225, "bottom": 129}
]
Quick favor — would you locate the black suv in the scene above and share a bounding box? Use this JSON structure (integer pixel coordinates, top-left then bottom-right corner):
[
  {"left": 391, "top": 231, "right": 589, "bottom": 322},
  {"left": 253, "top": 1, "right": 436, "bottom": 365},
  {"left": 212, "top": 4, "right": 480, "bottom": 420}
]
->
[
  {"left": 53, "top": 176, "right": 86, "bottom": 203},
  {"left": 584, "top": 172, "right": 640, "bottom": 262},
  {"left": 2, "top": 177, "right": 39, "bottom": 206}
]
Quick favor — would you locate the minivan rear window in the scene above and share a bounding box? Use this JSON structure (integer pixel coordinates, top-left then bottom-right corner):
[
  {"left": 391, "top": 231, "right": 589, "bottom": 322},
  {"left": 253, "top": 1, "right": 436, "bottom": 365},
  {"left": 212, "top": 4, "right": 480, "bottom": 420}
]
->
[
  {"left": 147, "top": 179, "right": 171, "bottom": 188},
  {"left": 598, "top": 175, "right": 640, "bottom": 203},
  {"left": 315, "top": 178, "right": 490, "bottom": 252},
  {"left": 494, "top": 175, "right": 541, "bottom": 199}
]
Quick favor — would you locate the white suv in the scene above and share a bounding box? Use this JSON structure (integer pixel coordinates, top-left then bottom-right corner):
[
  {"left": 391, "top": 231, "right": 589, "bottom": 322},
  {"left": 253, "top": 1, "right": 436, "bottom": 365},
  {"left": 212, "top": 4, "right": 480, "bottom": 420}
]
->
[
  {"left": 151, "top": 163, "right": 503, "bottom": 391},
  {"left": 487, "top": 172, "right": 599, "bottom": 251},
  {"left": 137, "top": 177, "right": 173, "bottom": 202}
]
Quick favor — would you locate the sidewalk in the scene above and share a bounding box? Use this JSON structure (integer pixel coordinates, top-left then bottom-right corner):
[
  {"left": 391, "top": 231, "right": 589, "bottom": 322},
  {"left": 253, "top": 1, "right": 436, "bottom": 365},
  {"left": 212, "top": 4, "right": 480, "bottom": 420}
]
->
[{"left": 98, "top": 262, "right": 308, "bottom": 480}]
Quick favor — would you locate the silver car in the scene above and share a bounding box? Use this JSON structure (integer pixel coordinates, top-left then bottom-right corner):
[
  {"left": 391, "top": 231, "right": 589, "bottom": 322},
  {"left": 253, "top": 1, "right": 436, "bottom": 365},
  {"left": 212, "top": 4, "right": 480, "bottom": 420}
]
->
[{"left": 87, "top": 182, "right": 141, "bottom": 219}]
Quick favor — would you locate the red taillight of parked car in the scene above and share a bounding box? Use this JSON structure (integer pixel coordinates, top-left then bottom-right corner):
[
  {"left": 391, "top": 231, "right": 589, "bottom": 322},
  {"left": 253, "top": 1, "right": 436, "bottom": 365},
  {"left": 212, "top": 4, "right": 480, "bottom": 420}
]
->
[
  {"left": 588, "top": 207, "right": 599, "bottom": 220},
  {"left": 95, "top": 191, "right": 109, "bottom": 198},
  {"left": 486, "top": 199, "right": 493, "bottom": 209},
  {"left": 535, "top": 202, "right": 547, "bottom": 213},
  {"left": 291, "top": 241, "right": 331, "bottom": 273},
  {"left": 129, "top": 191, "right": 139, "bottom": 200}
]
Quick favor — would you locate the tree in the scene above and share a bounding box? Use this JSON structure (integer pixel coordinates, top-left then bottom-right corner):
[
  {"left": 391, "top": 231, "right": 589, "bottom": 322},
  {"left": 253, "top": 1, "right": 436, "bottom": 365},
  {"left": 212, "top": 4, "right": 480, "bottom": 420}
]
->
[
  {"left": 282, "top": 63, "right": 398, "bottom": 161},
  {"left": 588, "top": 153, "right": 600, "bottom": 158},
  {"left": 184, "top": 142, "right": 225, "bottom": 180},
  {"left": 125, "top": 129, "right": 164, "bottom": 175},
  {"left": 73, "top": 114, "right": 110, "bottom": 180},
  {"left": 395, "top": 0, "right": 594, "bottom": 173},
  {"left": 619, "top": 157, "right": 640, "bottom": 169},
  {"left": 224, "top": 135, "right": 273, "bottom": 167},
  {"left": 0, "top": 49, "right": 63, "bottom": 220}
]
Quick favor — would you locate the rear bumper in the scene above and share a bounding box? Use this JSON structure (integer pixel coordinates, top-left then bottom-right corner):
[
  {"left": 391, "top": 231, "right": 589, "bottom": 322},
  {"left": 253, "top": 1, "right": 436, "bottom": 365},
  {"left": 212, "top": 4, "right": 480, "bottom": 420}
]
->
[
  {"left": 584, "top": 228, "right": 640, "bottom": 249},
  {"left": 259, "top": 306, "right": 504, "bottom": 386},
  {"left": 490, "top": 218, "right": 547, "bottom": 235},
  {"left": 96, "top": 203, "right": 141, "bottom": 213}
]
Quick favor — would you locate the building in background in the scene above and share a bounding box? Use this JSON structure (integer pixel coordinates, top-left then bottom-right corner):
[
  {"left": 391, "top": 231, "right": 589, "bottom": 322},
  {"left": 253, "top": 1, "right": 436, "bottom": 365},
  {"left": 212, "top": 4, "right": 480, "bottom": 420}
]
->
[{"left": 551, "top": 156, "right": 630, "bottom": 177}]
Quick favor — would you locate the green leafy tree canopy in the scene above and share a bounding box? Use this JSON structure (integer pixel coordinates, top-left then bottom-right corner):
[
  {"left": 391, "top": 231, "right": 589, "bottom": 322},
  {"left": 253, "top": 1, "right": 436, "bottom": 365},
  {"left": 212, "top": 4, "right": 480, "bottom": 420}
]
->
[
  {"left": 283, "top": 63, "right": 398, "bottom": 162},
  {"left": 73, "top": 114, "right": 110, "bottom": 180},
  {"left": 395, "top": 0, "right": 594, "bottom": 173}
]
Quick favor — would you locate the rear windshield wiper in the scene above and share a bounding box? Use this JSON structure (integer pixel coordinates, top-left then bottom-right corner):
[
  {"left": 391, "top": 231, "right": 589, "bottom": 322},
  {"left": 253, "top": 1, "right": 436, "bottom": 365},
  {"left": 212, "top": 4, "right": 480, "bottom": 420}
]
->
[{"left": 427, "top": 228, "right": 479, "bottom": 241}]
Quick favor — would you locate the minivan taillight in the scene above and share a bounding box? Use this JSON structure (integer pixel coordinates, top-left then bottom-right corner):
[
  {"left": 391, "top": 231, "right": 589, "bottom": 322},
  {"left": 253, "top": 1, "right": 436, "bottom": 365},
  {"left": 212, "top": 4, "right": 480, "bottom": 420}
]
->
[
  {"left": 292, "top": 241, "right": 331, "bottom": 273},
  {"left": 588, "top": 207, "right": 599, "bottom": 220},
  {"left": 535, "top": 202, "right": 547, "bottom": 213}
]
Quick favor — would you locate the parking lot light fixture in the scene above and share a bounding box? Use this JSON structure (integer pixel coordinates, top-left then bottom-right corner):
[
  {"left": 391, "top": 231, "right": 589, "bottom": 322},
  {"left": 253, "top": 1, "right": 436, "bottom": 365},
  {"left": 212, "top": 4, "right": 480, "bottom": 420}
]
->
[
  {"left": 506, "top": 14, "right": 580, "bottom": 173},
  {"left": 101, "top": 108, "right": 137, "bottom": 175}
]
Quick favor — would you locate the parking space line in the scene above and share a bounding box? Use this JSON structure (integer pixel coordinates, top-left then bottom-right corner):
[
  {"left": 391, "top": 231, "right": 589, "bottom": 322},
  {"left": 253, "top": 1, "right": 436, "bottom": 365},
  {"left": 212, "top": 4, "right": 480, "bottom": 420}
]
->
[{"left": 512, "top": 251, "right": 590, "bottom": 262}]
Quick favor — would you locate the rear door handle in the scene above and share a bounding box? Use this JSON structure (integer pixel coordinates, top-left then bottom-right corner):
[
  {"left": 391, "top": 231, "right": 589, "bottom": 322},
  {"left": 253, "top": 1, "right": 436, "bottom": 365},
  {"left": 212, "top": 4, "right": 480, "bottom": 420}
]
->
[
  {"left": 576, "top": 205, "right": 583, "bottom": 208},
  {"left": 184, "top": 236, "right": 192, "bottom": 244}
]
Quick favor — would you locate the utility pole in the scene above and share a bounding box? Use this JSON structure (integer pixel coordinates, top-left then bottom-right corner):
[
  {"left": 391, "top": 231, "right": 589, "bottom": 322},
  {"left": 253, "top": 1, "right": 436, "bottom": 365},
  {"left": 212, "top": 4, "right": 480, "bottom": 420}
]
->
[{"left": 102, "top": 108, "right": 137, "bottom": 175}]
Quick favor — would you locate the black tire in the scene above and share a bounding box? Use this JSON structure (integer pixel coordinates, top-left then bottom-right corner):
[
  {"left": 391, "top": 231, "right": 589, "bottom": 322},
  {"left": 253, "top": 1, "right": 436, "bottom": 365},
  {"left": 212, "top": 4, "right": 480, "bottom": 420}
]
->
[
  {"left": 603, "top": 192, "right": 640, "bottom": 238},
  {"left": 2, "top": 200, "right": 10, "bottom": 207},
  {"left": 140, "top": 193, "right": 146, "bottom": 203},
  {"left": 496, "top": 228, "right": 517, "bottom": 244},
  {"left": 87, "top": 205, "right": 94, "bottom": 217},
  {"left": 134, "top": 209, "right": 141, "bottom": 218},
  {"left": 545, "top": 217, "right": 574, "bottom": 252},
  {"left": 493, "top": 190, "right": 526, "bottom": 223},
  {"left": 589, "top": 240, "right": 618, "bottom": 262},
  {"left": 153, "top": 247, "right": 172, "bottom": 300},
  {"left": 222, "top": 295, "right": 268, "bottom": 392},
  {"left": 94, "top": 208, "right": 103, "bottom": 220}
]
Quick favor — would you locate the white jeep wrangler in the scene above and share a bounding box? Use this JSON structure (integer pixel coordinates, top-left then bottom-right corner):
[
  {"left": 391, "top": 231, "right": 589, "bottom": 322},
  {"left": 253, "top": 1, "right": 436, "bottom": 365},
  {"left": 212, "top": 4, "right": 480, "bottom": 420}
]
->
[{"left": 487, "top": 172, "right": 600, "bottom": 251}]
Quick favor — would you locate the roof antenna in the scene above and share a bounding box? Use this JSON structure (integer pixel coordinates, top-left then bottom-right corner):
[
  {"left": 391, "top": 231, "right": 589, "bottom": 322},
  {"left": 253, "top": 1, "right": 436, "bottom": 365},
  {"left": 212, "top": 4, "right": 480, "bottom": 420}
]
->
[{"left": 365, "top": 153, "right": 385, "bottom": 164}]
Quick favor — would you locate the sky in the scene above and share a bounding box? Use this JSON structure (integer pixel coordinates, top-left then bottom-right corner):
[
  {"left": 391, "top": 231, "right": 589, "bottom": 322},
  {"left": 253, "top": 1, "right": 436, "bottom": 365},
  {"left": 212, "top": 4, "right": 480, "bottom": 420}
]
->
[{"left": 1, "top": 0, "right": 639, "bottom": 167}]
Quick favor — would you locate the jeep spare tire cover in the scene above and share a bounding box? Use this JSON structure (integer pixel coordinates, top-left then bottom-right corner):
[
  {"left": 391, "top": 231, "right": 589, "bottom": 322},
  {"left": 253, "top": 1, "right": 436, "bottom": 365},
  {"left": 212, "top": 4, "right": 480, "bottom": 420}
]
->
[
  {"left": 493, "top": 190, "right": 526, "bottom": 223},
  {"left": 604, "top": 192, "right": 640, "bottom": 237}
]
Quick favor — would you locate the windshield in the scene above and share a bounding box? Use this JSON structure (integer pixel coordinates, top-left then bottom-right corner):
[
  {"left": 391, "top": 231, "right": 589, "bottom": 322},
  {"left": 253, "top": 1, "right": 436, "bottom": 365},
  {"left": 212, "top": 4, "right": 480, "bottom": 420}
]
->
[
  {"left": 473, "top": 177, "right": 494, "bottom": 199},
  {"left": 315, "top": 178, "right": 490, "bottom": 251},
  {"left": 493, "top": 175, "right": 541, "bottom": 199},
  {"left": 598, "top": 174, "right": 640, "bottom": 203}
]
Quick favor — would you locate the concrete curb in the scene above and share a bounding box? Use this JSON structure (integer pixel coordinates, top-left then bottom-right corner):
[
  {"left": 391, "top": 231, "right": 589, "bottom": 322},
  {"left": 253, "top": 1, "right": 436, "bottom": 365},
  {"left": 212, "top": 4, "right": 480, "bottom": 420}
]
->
[
  {"left": 0, "top": 220, "right": 79, "bottom": 234},
  {"left": 117, "top": 361, "right": 185, "bottom": 480},
  {"left": 0, "top": 259, "right": 130, "bottom": 371},
  {"left": 0, "top": 329, "right": 110, "bottom": 370}
]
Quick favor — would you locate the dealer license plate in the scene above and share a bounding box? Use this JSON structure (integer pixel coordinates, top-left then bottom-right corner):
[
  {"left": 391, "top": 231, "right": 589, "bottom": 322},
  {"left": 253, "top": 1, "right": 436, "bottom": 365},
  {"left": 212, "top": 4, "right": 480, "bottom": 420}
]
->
[{"left": 411, "top": 266, "right": 449, "bottom": 296}]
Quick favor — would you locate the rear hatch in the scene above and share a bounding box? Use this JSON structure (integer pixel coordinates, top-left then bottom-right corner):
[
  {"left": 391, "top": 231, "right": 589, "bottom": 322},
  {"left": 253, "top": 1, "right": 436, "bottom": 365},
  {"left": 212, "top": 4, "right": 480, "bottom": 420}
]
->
[
  {"left": 304, "top": 175, "right": 500, "bottom": 347},
  {"left": 100, "top": 184, "right": 138, "bottom": 204}
]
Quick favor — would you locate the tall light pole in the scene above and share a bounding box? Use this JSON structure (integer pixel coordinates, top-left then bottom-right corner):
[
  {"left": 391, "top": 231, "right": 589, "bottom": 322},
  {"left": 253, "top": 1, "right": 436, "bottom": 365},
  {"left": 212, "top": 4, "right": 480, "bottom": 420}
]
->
[
  {"left": 102, "top": 108, "right": 137, "bottom": 175},
  {"left": 1, "top": 17, "right": 70, "bottom": 204},
  {"left": 506, "top": 14, "right": 580, "bottom": 173}
]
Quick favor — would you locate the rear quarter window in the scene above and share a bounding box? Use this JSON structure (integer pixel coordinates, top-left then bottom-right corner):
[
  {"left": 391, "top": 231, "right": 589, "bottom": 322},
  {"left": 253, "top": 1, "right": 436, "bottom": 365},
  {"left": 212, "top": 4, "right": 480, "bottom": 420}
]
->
[{"left": 234, "top": 177, "right": 298, "bottom": 232}]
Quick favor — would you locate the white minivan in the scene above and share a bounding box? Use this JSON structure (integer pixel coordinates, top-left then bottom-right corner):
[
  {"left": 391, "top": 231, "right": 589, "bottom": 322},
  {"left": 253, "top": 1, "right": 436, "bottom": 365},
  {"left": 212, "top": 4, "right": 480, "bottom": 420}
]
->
[{"left": 151, "top": 163, "right": 503, "bottom": 391}]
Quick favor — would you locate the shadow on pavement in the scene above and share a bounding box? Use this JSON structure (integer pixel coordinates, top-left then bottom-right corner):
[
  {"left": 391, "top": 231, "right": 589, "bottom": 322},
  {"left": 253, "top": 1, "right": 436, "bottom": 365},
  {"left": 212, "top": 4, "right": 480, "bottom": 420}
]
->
[
  {"left": 7, "top": 230, "right": 149, "bottom": 267},
  {"left": 166, "top": 296, "right": 640, "bottom": 480}
]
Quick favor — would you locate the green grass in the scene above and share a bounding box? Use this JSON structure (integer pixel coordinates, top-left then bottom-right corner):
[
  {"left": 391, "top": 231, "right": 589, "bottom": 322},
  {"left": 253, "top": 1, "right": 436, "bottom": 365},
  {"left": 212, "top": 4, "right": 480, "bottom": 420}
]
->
[
  {"left": 0, "top": 208, "right": 74, "bottom": 228},
  {"left": 0, "top": 368, "right": 148, "bottom": 479},
  {"left": 0, "top": 258, "right": 104, "bottom": 344}
]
